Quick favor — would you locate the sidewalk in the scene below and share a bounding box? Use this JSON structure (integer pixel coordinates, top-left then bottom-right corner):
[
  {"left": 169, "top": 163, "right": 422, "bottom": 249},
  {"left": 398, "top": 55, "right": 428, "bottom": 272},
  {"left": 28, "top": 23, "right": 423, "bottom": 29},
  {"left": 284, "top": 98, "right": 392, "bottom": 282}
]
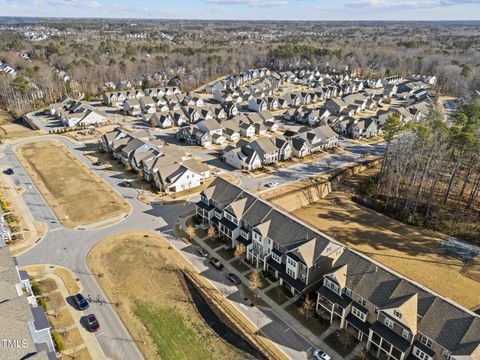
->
[
  {"left": 23, "top": 265, "right": 110, "bottom": 360},
  {"left": 177, "top": 215, "right": 347, "bottom": 360},
  {"left": 0, "top": 168, "right": 47, "bottom": 256}
]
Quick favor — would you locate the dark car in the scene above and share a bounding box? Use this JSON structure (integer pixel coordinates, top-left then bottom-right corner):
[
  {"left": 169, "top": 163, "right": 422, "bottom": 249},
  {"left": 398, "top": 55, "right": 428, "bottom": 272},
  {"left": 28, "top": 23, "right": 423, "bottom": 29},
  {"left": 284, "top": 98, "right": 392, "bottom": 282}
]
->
[
  {"left": 196, "top": 246, "right": 209, "bottom": 258},
  {"left": 3, "top": 168, "right": 14, "bottom": 175},
  {"left": 209, "top": 257, "right": 224, "bottom": 270},
  {"left": 73, "top": 293, "right": 89, "bottom": 310},
  {"left": 226, "top": 273, "right": 241, "bottom": 285},
  {"left": 85, "top": 314, "right": 100, "bottom": 332}
]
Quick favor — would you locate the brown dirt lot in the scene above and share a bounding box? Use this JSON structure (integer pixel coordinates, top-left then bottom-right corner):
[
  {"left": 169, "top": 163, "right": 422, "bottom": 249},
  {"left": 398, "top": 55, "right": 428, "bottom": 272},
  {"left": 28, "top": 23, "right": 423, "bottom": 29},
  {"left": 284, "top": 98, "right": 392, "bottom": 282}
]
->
[
  {"left": 292, "top": 192, "right": 480, "bottom": 310},
  {"left": 15, "top": 140, "right": 130, "bottom": 228},
  {"left": 88, "top": 231, "right": 259, "bottom": 360}
]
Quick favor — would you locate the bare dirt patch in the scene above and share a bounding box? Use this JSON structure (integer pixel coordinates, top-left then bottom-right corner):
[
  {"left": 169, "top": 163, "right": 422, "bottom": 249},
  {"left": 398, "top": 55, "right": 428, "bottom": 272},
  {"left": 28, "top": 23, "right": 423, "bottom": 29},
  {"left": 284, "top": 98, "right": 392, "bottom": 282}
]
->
[
  {"left": 15, "top": 140, "right": 130, "bottom": 228},
  {"left": 292, "top": 192, "right": 480, "bottom": 310},
  {"left": 88, "top": 231, "right": 259, "bottom": 360}
]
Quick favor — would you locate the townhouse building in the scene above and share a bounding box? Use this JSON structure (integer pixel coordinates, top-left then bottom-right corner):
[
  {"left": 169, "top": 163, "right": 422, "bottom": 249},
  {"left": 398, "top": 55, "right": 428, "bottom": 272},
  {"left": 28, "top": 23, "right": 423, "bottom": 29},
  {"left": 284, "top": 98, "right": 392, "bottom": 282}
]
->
[
  {"left": 196, "top": 178, "right": 480, "bottom": 360},
  {"left": 196, "top": 177, "right": 344, "bottom": 295}
]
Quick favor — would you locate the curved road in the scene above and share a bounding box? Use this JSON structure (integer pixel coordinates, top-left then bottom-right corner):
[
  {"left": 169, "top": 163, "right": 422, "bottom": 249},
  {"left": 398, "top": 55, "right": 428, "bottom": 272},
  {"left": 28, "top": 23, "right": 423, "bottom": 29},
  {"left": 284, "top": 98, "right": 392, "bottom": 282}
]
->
[{"left": 1, "top": 136, "right": 193, "bottom": 360}]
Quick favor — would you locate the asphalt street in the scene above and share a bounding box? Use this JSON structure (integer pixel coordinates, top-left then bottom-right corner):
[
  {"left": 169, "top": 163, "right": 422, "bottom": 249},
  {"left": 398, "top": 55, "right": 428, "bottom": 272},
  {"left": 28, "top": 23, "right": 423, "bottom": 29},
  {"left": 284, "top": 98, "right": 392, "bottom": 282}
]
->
[{"left": 0, "top": 135, "right": 381, "bottom": 360}]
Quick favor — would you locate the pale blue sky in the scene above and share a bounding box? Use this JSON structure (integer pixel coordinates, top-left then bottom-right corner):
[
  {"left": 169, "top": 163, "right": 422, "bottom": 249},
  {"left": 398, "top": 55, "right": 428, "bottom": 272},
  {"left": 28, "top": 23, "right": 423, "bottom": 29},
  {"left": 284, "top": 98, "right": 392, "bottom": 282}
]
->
[{"left": 2, "top": 0, "right": 480, "bottom": 20}]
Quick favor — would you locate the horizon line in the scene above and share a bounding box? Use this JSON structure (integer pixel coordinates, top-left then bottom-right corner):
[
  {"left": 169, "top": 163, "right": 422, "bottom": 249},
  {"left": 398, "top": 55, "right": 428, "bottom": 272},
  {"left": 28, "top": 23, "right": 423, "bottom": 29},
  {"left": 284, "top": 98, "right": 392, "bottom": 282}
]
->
[{"left": 1, "top": 16, "right": 480, "bottom": 22}]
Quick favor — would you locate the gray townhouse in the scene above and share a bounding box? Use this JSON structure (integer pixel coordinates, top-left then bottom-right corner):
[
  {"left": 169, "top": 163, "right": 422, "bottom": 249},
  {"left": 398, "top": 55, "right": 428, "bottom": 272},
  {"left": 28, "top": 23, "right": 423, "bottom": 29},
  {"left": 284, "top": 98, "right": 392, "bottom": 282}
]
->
[
  {"left": 196, "top": 177, "right": 344, "bottom": 295},
  {"left": 0, "top": 247, "right": 56, "bottom": 360},
  {"left": 196, "top": 178, "right": 480, "bottom": 360}
]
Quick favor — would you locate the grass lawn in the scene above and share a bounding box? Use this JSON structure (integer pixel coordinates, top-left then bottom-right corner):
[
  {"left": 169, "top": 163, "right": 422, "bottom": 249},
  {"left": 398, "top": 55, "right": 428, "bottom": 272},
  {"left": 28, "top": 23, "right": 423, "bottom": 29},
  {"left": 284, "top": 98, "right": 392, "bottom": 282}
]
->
[
  {"left": 284, "top": 303, "right": 328, "bottom": 336},
  {"left": 16, "top": 140, "right": 130, "bottom": 228},
  {"left": 242, "top": 287, "right": 269, "bottom": 308},
  {"left": 135, "top": 302, "right": 214, "bottom": 360},
  {"left": 88, "top": 231, "right": 255, "bottom": 360},
  {"left": 217, "top": 247, "right": 235, "bottom": 261},
  {"left": 62, "top": 327, "right": 84, "bottom": 350},
  {"left": 38, "top": 278, "right": 58, "bottom": 293},
  {"left": 48, "top": 308, "right": 74, "bottom": 329},
  {"left": 205, "top": 237, "right": 224, "bottom": 250},
  {"left": 230, "top": 260, "right": 251, "bottom": 274},
  {"left": 323, "top": 330, "right": 358, "bottom": 357},
  {"left": 53, "top": 267, "right": 80, "bottom": 296},
  {"left": 265, "top": 286, "right": 291, "bottom": 305}
]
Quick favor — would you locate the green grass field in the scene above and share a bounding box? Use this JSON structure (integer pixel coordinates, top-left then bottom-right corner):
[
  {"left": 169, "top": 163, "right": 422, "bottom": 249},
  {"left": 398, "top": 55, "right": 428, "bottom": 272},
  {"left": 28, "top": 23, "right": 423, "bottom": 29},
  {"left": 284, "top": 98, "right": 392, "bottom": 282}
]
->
[{"left": 135, "top": 301, "right": 213, "bottom": 360}]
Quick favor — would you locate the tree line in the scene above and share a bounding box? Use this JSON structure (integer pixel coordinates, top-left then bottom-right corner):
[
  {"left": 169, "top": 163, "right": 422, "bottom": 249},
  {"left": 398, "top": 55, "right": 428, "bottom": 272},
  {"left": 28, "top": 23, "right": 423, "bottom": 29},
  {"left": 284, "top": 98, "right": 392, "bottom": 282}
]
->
[{"left": 372, "top": 100, "right": 480, "bottom": 243}]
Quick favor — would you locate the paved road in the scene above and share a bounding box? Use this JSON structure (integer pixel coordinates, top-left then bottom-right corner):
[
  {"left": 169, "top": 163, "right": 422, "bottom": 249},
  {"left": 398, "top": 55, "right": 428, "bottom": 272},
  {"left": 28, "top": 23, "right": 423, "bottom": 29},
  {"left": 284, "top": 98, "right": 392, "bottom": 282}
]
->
[
  {"left": 0, "top": 135, "right": 382, "bottom": 360},
  {"left": 1, "top": 137, "right": 189, "bottom": 360}
]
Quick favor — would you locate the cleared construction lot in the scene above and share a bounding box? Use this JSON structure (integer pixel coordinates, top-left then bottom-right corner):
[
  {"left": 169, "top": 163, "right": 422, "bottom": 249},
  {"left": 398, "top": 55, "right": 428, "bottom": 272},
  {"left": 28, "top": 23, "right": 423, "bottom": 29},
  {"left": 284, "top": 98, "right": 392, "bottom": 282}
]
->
[
  {"left": 16, "top": 140, "right": 130, "bottom": 228},
  {"left": 88, "top": 231, "right": 259, "bottom": 360},
  {"left": 291, "top": 192, "right": 480, "bottom": 311}
]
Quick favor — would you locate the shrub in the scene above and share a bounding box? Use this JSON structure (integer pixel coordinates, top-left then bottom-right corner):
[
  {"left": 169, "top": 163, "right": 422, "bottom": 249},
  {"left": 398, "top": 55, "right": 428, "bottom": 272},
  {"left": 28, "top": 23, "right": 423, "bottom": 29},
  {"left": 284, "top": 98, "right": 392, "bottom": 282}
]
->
[
  {"left": 31, "top": 282, "right": 42, "bottom": 295},
  {"left": 51, "top": 331, "right": 65, "bottom": 352},
  {"left": 38, "top": 297, "right": 48, "bottom": 311}
]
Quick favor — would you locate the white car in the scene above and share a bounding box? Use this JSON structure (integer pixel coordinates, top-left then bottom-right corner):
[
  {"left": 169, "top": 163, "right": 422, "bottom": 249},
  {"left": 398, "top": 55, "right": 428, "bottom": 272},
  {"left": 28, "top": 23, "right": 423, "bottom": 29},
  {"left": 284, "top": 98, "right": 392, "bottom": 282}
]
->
[
  {"left": 313, "top": 349, "right": 331, "bottom": 360},
  {"left": 265, "top": 181, "right": 279, "bottom": 188}
]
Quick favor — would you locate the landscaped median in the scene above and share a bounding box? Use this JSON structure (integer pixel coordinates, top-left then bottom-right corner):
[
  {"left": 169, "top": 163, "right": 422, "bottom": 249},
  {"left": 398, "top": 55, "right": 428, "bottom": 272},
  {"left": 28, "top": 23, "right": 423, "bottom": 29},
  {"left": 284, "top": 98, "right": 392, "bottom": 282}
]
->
[
  {"left": 14, "top": 139, "right": 130, "bottom": 229},
  {"left": 87, "top": 231, "right": 285, "bottom": 360}
]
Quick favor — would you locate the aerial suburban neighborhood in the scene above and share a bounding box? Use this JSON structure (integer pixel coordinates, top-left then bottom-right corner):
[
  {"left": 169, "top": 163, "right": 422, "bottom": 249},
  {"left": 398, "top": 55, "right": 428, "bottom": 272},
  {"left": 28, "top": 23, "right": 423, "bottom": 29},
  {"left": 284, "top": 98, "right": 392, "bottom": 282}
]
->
[{"left": 0, "top": 7, "right": 479, "bottom": 360}]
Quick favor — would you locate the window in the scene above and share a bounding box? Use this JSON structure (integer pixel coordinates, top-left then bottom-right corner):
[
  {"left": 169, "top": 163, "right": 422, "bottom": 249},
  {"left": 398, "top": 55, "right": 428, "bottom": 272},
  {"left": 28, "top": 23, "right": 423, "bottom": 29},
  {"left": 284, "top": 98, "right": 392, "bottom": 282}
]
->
[
  {"left": 215, "top": 211, "right": 221, "bottom": 219},
  {"left": 300, "top": 273, "right": 306, "bottom": 283},
  {"left": 325, "top": 279, "right": 340, "bottom": 295},
  {"left": 442, "top": 350, "right": 451, "bottom": 359},
  {"left": 420, "top": 335, "right": 433, "bottom": 349},
  {"left": 402, "top": 329, "right": 410, "bottom": 339},
  {"left": 352, "top": 307, "right": 366, "bottom": 321},
  {"left": 384, "top": 317, "right": 395, "bottom": 329},
  {"left": 414, "top": 348, "right": 431, "bottom": 360},
  {"left": 393, "top": 310, "right": 402, "bottom": 319},
  {"left": 287, "top": 257, "right": 296, "bottom": 267},
  {"left": 286, "top": 268, "right": 296, "bottom": 278},
  {"left": 345, "top": 288, "right": 352, "bottom": 298},
  {"left": 358, "top": 297, "right": 367, "bottom": 306},
  {"left": 374, "top": 307, "right": 379, "bottom": 315},
  {"left": 240, "top": 229, "right": 248, "bottom": 239}
]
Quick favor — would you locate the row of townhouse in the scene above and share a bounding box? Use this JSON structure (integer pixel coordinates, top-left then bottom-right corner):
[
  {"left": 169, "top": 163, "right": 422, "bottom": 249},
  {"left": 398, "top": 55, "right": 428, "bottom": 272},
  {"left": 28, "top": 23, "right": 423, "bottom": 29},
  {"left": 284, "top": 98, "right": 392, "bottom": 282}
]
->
[
  {"left": 142, "top": 102, "right": 230, "bottom": 128},
  {"left": 206, "top": 68, "right": 273, "bottom": 94},
  {"left": 102, "top": 86, "right": 181, "bottom": 106},
  {"left": 222, "top": 125, "right": 338, "bottom": 170},
  {"left": 101, "top": 128, "right": 213, "bottom": 193},
  {"left": 175, "top": 110, "right": 279, "bottom": 148},
  {"left": 0, "top": 246, "right": 57, "bottom": 360},
  {"left": 48, "top": 97, "right": 107, "bottom": 127},
  {"left": 331, "top": 99, "right": 433, "bottom": 139},
  {"left": 196, "top": 178, "right": 480, "bottom": 360},
  {"left": 102, "top": 70, "right": 167, "bottom": 92}
]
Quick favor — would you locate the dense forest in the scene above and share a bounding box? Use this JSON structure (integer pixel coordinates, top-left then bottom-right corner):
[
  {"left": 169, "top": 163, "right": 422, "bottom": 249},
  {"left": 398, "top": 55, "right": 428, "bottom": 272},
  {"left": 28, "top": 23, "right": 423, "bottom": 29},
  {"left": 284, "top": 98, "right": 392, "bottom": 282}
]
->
[
  {"left": 367, "top": 100, "right": 480, "bottom": 243},
  {"left": 0, "top": 20, "right": 479, "bottom": 116}
]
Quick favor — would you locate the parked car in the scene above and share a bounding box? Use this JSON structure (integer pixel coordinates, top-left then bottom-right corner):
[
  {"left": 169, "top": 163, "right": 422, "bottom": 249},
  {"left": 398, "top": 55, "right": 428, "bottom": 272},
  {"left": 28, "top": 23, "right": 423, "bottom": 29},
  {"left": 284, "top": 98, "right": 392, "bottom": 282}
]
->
[
  {"left": 264, "top": 181, "right": 279, "bottom": 188},
  {"left": 85, "top": 314, "right": 100, "bottom": 332},
  {"left": 196, "top": 246, "right": 209, "bottom": 258},
  {"left": 313, "top": 349, "right": 331, "bottom": 360},
  {"left": 226, "top": 273, "right": 241, "bottom": 285},
  {"left": 3, "top": 168, "right": 14, "bottom": 175},
  {"left": 209, "top": 257, "right": 224, "bottom": 270},
  {"left": 73, "top": 293, "right": 89, "bottom": 310}
]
